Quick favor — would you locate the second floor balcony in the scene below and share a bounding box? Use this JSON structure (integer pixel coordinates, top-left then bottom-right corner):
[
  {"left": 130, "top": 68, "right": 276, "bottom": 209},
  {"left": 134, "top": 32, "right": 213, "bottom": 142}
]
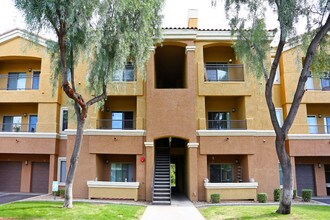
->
[
  {"left": 96, "top": 119, "right": 135, "bottom": 130},
  {"left": 0, "top": 72, "right": 40, "bottom": 90},
  {"left": 204, "top": 63, "right": 244, "bottom": 82},
  {"left": 207, "top": 119, "right": 247, "bottom": 130},
  {"left": 305, "top": 74, "right": 330, "bottom": 91}
]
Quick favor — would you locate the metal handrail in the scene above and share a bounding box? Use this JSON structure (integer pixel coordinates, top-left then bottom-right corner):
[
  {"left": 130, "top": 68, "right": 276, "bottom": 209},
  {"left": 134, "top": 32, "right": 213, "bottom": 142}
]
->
[
  {"left": 207, "top": 119, "right": 247, "bottom": 130},
  {"left": 96, "top": 119, "right": 135, "bottom": 130},
  {"left": 0, "top": 123, "right": 37, "bottom": 132},
  {"left": 0, "top": 75, "right": 39, "bottom": 90},
  {"left": 204, "top": 63, "right": 244, "bottom": 82}
]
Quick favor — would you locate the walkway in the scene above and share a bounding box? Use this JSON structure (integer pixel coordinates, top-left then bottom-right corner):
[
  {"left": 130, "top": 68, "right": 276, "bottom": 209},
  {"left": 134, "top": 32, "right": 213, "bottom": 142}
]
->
[{"left": 141, "top": 194, "right": 205, "bottom": 220}]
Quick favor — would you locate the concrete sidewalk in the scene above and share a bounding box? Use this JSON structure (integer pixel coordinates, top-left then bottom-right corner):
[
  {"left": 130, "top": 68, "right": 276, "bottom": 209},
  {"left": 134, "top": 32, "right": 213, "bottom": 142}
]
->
[{"left": 141, "top": 195, "right": 205, "bottom": 220}]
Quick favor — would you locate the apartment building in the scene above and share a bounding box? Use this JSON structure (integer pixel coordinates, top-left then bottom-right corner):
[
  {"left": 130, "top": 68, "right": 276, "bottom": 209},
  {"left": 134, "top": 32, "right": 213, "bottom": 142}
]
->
[{"left": 0, "top": 14, "right": 329, "bottom": 204}]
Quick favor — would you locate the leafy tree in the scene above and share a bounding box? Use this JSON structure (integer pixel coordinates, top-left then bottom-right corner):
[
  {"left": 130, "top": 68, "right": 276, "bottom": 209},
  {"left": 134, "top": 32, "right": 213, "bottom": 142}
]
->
[
  {"left": 221, "top": 0, "right": 330, "bottom": 214},
  {"left": 15, "top": 0, "right": 163, "bottom": 208}
]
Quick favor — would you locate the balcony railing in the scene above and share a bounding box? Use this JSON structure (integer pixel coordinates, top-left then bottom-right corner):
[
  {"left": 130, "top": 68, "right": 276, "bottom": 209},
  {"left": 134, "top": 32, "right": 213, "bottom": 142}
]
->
[
  {"left": 305, "top": 76, "right": 330, "bottom": 91},
  {"left": 207, "top": 120, "right": 247, "bottom": 130},
  {"left": 96, "top": 119, "right": 135, "bottom": 130},
  {"left": 0, "top": 123, "right": 37, "bottom": 132},
  {"left": 307, "top": 125, "right": 330, "bottom": 134},
  {"left": 204, "top": 64, "right": 244, "bottom": 82},
  {"left": 0, "top": 74, "right": 40, "bottom": 90}
]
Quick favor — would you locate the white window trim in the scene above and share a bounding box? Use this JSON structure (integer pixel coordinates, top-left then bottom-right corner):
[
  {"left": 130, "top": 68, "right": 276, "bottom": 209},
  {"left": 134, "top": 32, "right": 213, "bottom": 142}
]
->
[
  {"left": 60, "top": 107, "right": 68, "bottom": 133},
  {"left": 275, "top": 108, "right": 283, "bottom": 127},
  {"left": 307, "top": 115, "right": 318, "bottom": 134},
  {"left": 28, "top": 114, "right": 38, "bottom": 132},
  {"left": 31, "top": 70, "right": 41, "bottom": 89},
  {"left": 271, "top": 58, "right": 280, "bottom": 84},
  {"left": 57, "top": 157, "right": 66, "bottom": 186}
]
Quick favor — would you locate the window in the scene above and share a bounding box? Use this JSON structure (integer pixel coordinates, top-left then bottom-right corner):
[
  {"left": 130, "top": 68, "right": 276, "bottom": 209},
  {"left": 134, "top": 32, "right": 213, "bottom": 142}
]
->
[
  {"left": 2, "top": 116, "right": 22, "bottom": 132},
  {"left": 325, "top": 117, "right": 330, "bottom": 134},
  {"left": 305, "top": 72, "right": 314, "bottom": 90},
  {"left": 60, "top": 107, "right": 68, "bottom": 132},
  {"left": 32, "top": 71, "right": 40, "bottom": 89},
  {"left": 113, "top": 63, "right": 135, "bottom": 82},
  {"left": 205, "top": 62, "right": 228, "bottom": 81},
  {"left": 57, "top": 158, "right": 66, "bottom": 183},
  {"left": 321, "top": 73, "right": 330, "bottom": 91},
  {"left": 7, "top": 72, "right": 26, "bottom": 90},
  {"left": 110, "top": 163, "right": 134, "bottom": 182},
  {"left": 112, "top": 111, "right": 134, "bottom": 129},
  {"left": 307, "top": 115, "right": 318, "bottom": 134},
  {"left": 29, "top": 115, "right": 38, "bottom": 132},
  {"left": 275, "top": 108, "right": 283, "bottom": 127},
  {"left": 271, "top": 58, "right": 280, "bottom": 84},
  {"left": 208, "top": 112, "right": 230, "bottom": 130},
  {"left": 210, "top": 164, "right": 233, "bottom": 183},
  {"left": 279, "top": 163, "right": 283, "bottom": 186}
]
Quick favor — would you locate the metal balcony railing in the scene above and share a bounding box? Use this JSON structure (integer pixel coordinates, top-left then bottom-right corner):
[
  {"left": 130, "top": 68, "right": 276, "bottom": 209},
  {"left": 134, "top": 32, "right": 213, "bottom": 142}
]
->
[
  {"left": 307, "top": 125, "right": 330, "bottom": 134},
  {"left": 207, "top": 120, "right": 247, "bottom": 130},
  {"left": 305, "top": 76, "right": 330, "bottom": 91},
  {"left": 0, "top": 74, "right": 40, "bottom": 90},
  {"left": 205, "top": 63, "right": 244, "bottom": 82},
  {"left": 1, "top": 123, "right": 37, "bottom": 132},
  {"left": 96, "top": 119, "right": 135, "bottom": 130}
]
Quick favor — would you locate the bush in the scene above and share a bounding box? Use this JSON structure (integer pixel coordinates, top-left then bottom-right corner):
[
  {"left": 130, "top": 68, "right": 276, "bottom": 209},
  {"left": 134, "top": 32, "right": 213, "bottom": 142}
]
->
[
  {"left": 257, "top": 193, "right": 267, "bottom": 203},
  {"left": 210, "top": 194, "right": 220, "bottom": 203},
  {"left": 55, "top": 189, "right": 65, "bottom": 197},
  {"left": 293, "top": 189, "right": 297, "bottom": 199},
  {"left": 302, "top": 189, "right": 312, "bottom": 202},
  {"left": 274, "top": 188, "right": 281, "bottom": 202}
]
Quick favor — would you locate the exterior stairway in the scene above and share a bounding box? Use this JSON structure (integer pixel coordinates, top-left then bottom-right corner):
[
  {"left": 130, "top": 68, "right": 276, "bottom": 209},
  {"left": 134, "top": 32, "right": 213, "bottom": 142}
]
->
[{"left": 152, "top": 147, "right": 171, "bottom": 205}]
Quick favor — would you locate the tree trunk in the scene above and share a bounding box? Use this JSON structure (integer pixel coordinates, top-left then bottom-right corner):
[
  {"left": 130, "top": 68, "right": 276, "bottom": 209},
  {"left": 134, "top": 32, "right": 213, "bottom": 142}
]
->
[
  {"left": 63, "top": 115, "right": 85, "bottom": 208},
  {"left": 275, "top": 136, "right": 293, "bottom": 214}
]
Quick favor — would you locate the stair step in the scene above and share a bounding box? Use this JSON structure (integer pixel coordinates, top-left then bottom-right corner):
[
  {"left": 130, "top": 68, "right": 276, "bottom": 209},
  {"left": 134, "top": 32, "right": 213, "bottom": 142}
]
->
[
  {"left": 153, "top": 196, "right": 171, "bottom": 200},
  {"left": 155, "top": 181, "right": 170, "bottom": 184},
  {"left": 154, "top": 192, "right": 170, "bottom": 195},
  {"left": 154, "top": 185, "right": 170, "bottom": 188},
  {"left": 153, "top": 201, "right": 171, "bottom": 205}
]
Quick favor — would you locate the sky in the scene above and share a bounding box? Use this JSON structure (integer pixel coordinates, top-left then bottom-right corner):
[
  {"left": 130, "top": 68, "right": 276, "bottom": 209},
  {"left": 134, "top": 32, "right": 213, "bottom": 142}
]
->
[{"left": 0, "top": 0, "right": 281, "bottom": 38}]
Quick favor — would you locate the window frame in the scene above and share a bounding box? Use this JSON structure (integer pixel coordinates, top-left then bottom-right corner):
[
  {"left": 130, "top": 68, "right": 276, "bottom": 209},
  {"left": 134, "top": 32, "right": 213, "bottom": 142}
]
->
[
  {"left": 57, "top": 157, "right": 67, "bottom": 185},
  {"left": 205, "top": 62, "right": 229, "bottom": 82},
  {"left": 324, "top": 117, "right": 330, "bottom": 134},
  {"left": 112, "top": 63, "right": 135, "bottom": 82},
  {"left": 111, "top": 111, "right": 134, "bottom": 130},
  {"left": 60, "top": 107, "right": 69, "bottom": 133},
  {"left": 209, "top": 163, "right": 234, "bottom": 183},
  {"left": 275, "top": 108, "right": 283, "bottom": 127},
  {"left": 307, "top": 115, "right": 318, "bottom": 134},
  {"left": 110, "top": 162, "right": 134, "bottom": 182},
  {"left": 2, "top": 115, "right": 22, "bottom": 132},
  {"left": 207, "top": 111, "right": 231, "bottom": 130},
  {"left": 31, "top": 70, "right": 41, "bottom": 90},
  {"left": 271, "top": 58, "right": 280, "bottom": 84},
  {"left": 28, "top": 114, "right": 38, "bottom": 132},
  {"left": 7, "top": 72, "right": 27, "bottom": 90}
]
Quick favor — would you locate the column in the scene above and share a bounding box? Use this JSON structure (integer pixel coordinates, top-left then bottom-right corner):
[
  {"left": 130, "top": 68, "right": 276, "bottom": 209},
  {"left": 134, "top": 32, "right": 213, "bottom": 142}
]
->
[{"left": 144, "top": 141, "right": 154, "bottom": 201}]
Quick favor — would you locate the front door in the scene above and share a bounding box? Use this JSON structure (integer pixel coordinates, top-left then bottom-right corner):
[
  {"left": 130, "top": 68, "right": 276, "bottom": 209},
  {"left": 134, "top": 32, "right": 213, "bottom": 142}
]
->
[{"left": 29, "top": 115, "right": 38, "bottom": 132}]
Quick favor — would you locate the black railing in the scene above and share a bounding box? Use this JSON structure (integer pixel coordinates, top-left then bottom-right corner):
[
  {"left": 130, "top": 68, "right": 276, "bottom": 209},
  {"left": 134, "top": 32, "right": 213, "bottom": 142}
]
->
[
  {"left": 205, "top": 64, "right": 244, "bottom": 82},
  {"left": 96, "top": 119, "right": 135, "bottom": 130},
  {"left": 1, "top": 123, "right": 37, "bottom": 132},
  {"left": 207, "top": 120, "right": 247, "bottom": 130}
]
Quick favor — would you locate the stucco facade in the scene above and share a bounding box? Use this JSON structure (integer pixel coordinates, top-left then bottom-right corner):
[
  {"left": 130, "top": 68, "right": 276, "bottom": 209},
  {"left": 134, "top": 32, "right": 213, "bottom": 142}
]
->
[{"left": 0, "top": 27, "right": 329, "bottom": 202}]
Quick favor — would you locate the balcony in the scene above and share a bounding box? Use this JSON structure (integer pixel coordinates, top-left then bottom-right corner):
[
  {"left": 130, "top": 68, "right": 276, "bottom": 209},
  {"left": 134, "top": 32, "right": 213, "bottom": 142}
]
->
[
  {"left": 303, "top": 75, "right": 330, "bottom": 103},
  {"left": 96, "top": 119, "right": 135, "bottom": 130},
  {"left": 1, "top": 123, "right": 37, "bottom": 132},
  {"left": 0, "top": 73, "right": 40, "bottom": 90},
  {"left": 207, "top": 119, "right": 247, "bottom": 130},
  {"left": 204, "top": 63, "right": 244, "bottom": 82}
]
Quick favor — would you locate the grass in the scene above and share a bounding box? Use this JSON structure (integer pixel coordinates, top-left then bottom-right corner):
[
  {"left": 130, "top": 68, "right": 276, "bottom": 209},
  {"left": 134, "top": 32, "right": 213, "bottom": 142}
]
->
[
  {"left": 199, "top": 205, "right": 330, "bottom": 220},
  {"left": 0, "top": 201, "right": 145, "bottom": 220}
]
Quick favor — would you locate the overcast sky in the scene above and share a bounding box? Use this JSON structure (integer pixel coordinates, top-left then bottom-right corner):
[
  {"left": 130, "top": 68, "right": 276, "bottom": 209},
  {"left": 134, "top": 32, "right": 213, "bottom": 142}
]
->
[{"left": 0, "top": 0, "right": 282, "bottom": 37}]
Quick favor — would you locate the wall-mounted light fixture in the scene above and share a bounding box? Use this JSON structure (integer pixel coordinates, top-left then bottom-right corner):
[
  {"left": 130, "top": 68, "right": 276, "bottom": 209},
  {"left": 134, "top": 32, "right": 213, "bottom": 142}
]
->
[
  {"left": 318, "top": 162, "right": 321, "bottom": 168},
  {"left": 106, "top": 107, "right": 110, "bottom": 112},
  {"left": 25, "top": 160, "right": 28, "bottom": 165},
  {"left": 318, "top": 114, "right": 322, "bottom": 118},
  {"left": 229, "top": 59, "right": 233, "bottom": 64},
  {"left": 232, "top": 108, "right": 236, "bottom": 112},
  {"left": 235, "top": 159, "right": 239, "bottom": 164},
  {"left": 23, "top": 113, "right": 27, "bottom": 117},
  {"left": 105, "top": 159, "right": 109, "bottom": 164},
  {"left": 28, "top": 68, "right": 32, "bottom": 72}
]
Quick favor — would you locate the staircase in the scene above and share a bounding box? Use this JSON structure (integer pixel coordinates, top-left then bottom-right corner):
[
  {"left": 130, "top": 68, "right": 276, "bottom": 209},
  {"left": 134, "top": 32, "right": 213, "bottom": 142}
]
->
[{"left": 152, "top": 147, "right": 171, "bottom": 205}]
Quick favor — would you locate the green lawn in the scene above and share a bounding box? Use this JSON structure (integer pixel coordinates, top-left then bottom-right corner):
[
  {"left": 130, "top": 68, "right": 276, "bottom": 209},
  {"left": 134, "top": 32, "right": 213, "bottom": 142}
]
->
[
  {"left": 199, "top": 205, "right": 330, "bottom": 220},
  {"left": 0, "top": 201, "right": 145, "bottom": 220}
]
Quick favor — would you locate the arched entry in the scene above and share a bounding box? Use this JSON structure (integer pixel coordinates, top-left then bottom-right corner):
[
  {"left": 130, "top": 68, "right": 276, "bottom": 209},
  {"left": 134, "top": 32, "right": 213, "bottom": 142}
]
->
[{"left": 153, "top": 137, "right": 188, "bottom": 205}]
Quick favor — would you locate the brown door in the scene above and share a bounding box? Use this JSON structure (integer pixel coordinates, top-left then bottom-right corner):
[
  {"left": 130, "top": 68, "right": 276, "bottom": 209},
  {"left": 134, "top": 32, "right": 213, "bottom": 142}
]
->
[
  {"left": 30, "top": 162, "right": 49, "bottom": 193},
  {"left": 0, "top": 161, "right": 22, "bottom": 192},
  {"left": 296, "top": 164, "right": 316, "bottom": 196}
]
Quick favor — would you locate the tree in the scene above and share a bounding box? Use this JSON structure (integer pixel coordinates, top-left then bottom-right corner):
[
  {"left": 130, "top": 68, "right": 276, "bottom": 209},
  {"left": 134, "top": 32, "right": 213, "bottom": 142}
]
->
[
  {"left": 15, "top": 0, "right": 163, "bottom": 208},
  {"left": 221, "top": 0, "right": 330, "bottom": 214}
]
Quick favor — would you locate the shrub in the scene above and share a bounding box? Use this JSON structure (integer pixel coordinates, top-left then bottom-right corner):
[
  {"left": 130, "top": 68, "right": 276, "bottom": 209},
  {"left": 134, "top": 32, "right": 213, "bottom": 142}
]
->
[
  {"left": 55, "top": 189, "right": 65, "bottom": 197},
  {"left": 274, "top": 188, "right": 281, "bottom": 202},
  {"left": 210, "top": 194, "right": 220, "bottom": 203},
  {"left": 293, "top": 189, "right": 297, "bottom": 199},
  {"left": 257, "top": 193, "right": 267, "bottom": 203},
  {"left": 302, "top": 189, "right": 312, "bottom": 202}
]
